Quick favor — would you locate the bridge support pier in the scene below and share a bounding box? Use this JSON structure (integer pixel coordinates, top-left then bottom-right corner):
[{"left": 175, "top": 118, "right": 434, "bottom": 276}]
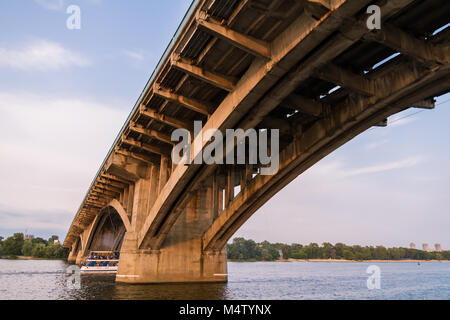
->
[
  {"left": 67, "top": 248, "right": 77, "bottom": 264},
  {"left": 116, "top": 232, "right": 227, "bottom": 284},
  {"left": 75, "top": 250, "right": 86, "bottom": 266},
  {"left": 116, "top": 182, "right": 227, "bottom": 284}
]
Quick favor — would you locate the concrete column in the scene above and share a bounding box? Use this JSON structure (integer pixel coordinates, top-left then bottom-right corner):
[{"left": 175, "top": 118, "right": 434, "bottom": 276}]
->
[
  {"left": 122, "top": 186, "right": 129, "bottom": 213},
  {"left": 67, "top": 242, "right": 78, "bottom": 264},
  {"left": 131, "top": 177, "right": 151, "bottom": 233},
  {"left": 211, "top": 173, "right": 219, "bottom": 219},
  {"left": 127, "top": 184, "right": 134, "bottom": 216},
  {"left": 225, "top": 168, "right": 234, "bottom": 207},
  {"left": 148, "top": 164, "right": 160, "bottom": 210},
  {"left": 158, "top": 156, "right": 169, "bottom": 194},
  {"left": 75, "top": 248, "right": 84, "bottom": 265}
]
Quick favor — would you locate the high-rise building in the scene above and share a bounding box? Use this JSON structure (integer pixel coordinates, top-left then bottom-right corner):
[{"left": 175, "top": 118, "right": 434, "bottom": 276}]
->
[
  {"left": 435, "top": 244, "right": 442, "bottom": 252},
  {"left": 410, "top": 243, "right": 416, "bottom": 249},
  {"left": 423, "top": 243, "right": 430, "bottom": 252},
  {"left": 24, "top": 234, "right": 34, "bottom": 240}
]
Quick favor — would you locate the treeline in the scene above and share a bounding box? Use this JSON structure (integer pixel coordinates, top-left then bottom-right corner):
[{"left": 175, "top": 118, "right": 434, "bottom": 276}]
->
[
  {"left": 0, "top": 233, "right": 68, "bottom": 259},
  {"left": 226, "top": 238, "right": 450, "bottom": 261}
]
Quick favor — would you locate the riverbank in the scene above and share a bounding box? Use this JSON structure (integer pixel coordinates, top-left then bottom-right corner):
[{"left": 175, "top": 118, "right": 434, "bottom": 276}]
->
[
  {"left": 0, "top": 256, "right": 65, "bottom": 261},
  {"left": 229, "top": 259, "right": 450, "bottom": 263},
  {"left": 278, "top": 259, "right": 450, "bottom": 263}
]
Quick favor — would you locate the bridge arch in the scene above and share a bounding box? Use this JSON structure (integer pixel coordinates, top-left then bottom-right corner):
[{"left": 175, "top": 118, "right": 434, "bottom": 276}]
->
[{"left": 84, "top": 203, "right": 128, "bottom": 253}]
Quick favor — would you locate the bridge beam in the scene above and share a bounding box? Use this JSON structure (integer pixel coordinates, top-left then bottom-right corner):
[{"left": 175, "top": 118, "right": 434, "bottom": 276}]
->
[
  {"left": 94, "top": 182, "right": 123, "bottom": 194},
  {"left": 100, "top": 172, "right": 133, "bottom": 185},
  {"left": 412, "top": 99, "right": 435, "bottom": 110},
  {"left": 92, "top": 187, "right": 119, "bottom": 198},
  {"left": 121, "top": 137, "right": 171, "bottom": 158},
  {"left": 153, "top": 85, "right": 212, "bottom": 116},
  {"left": 115, "top": 148, "right": 158, "bottom": 166},
  {"left": 364, "top": 24, "right": 450, "bottom": 65},
  {"left": 140, "top": 105, "right": 192, "bottom": 130},
  {"left": 284, "top": 93, "right": 323, "bottom": 116},
  {"left": 105, "top": 153, "right": 150, "bottom": 182},
  {"left": 316, "top": 64, "right": 376, "bottom": 96},
  {"left": 196, "top": 11, "right": 271, "bottom": 59},
  {"left": 129, "top": 122, "right": 174, "bottom": 145},
  {"left": 171, "top": 55, "right": 236, "bottom": 92},
  {"left": 97, "top": 177, "right": 127, "bottom": 189}
]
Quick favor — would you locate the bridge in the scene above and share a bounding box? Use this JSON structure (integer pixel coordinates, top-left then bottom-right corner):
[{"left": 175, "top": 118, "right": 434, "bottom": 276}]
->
[{"left": 64, "top": 0, "right": 450, "bottom": 283}]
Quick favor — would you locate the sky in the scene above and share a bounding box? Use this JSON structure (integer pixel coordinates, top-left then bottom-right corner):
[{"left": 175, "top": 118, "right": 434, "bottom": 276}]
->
[{"left": 0, "top": 1, "right": 449, "bottom": 249}]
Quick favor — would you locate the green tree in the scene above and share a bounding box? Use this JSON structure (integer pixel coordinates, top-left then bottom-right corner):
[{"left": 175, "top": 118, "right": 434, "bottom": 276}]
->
[
  {"left": 343, "top": 249, "right": 355, "bottom": 260},
  {"left": 291, "top": 250, "right": 307, "bottom": 259},
  {"left": 22, "top": 240, "right": 33, "bottom": 256},
  {"left": 32, "top": 237, "right": 47, "bottom": 246},
  {"left": 226, "top": 238, "right": 261, "bottom": 260},
  {"left": 374, "top": 246, "right": 388, "bottom": 260},
  {"left": 31, "top": 243, "right": 46, "bottom": 258},
  {"left": 279, "top": 244, "right": 291, "bottom": 259},
  {"left": 321, "top": 242, "right": 333, "bottom": 259},
  {"left": 225, "top": 238, "right": 450, "bottom": 262},
  {"left": 259, "top": 241, "right": 280, "bottom": 261},
  {"left": 44, "top": 243, "right": 66, "bottom": 259},
  {"left": 2, "top": 233, "right": 24, "bottom": 256},
  {"left": 48, "top": 235, "right": 59, "bottom": 244},
  {"left": 334, "top": 243, "right": 345, "bottom": 259}
]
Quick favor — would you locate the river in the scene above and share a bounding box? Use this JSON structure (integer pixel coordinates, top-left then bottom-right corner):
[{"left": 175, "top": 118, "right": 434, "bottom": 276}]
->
[{"left": 0, "top": 259, "right": 449, "bottom": 300}]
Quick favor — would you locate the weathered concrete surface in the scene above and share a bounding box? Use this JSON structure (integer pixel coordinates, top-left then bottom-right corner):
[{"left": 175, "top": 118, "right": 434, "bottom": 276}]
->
[
  {"left": 117, "top": 233, "right": 227, "bottom": 284},
  {"left": 117, "top": 184, "right": 227, "bottom": 283}
]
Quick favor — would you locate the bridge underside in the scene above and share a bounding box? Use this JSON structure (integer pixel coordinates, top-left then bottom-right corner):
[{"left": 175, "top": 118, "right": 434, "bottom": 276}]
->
[
  {"left": 65, "top": 0, "right": 450, "bottom": 283},
  {"left": 68, "top": 206, "right": 125, "bottom": 265}
]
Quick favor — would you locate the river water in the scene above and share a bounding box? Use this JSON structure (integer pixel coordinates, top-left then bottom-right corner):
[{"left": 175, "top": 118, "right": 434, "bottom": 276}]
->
[{"left": 0, "top": 259, "right": 449, "bottom": 300}]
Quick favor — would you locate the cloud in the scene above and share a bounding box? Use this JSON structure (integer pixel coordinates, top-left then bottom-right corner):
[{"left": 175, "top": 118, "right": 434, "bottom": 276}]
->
[
  {"left": 0, "top": 206, "right": 72, "bottom": 236},
  {"left": 0, "top": 92, "right": 128, "bottom": 234},
  {"left": 0, "top": 39, "right": 91, "bottom": 71},
  {"left": 123, "top": 49, "right": 145, "bottom": 62},
  {"left": 235, "top": 153, "right": 447, "bottom": 247},
  {"left": 299, "top": 156, "right": 426, "bottom": 178},
  {"left": 389, "top": 115, "right": 417, "bottom": 127},
  {"left": 34, "top": 0, "right": 102, "bottom": 10},
  {"left": 34, "top": 0, "right": 64, "bottom": 10},
  {"left": 365, "top": 139, "right": 388, "bottom": 150},
  {"left": 343, "top": 156, "right": 426, "bottom": 177}
]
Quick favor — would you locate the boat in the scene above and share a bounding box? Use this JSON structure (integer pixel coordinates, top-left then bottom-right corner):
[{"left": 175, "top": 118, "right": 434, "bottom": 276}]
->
[{"left": 80, "top": 251, "right": 120, "bottom": 274}]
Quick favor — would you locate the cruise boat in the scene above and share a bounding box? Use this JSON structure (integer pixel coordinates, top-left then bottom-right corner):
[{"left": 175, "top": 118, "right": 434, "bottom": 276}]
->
[{"left": 80, "top": 251, "right": 120, "bottom": 274}]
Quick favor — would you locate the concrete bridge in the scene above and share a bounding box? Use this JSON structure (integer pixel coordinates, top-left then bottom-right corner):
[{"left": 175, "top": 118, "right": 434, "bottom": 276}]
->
[{"left": 64, "top": 0, "right": 450, "bottom": 283}]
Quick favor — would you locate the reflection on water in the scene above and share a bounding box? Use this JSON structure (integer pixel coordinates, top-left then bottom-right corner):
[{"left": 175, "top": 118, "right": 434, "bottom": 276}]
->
[
  {"left": 1, "top": 259, "right": 450, "bottom": 300},
  {"left": 67, "top": 274, "right": 228, "bottom": 300}
]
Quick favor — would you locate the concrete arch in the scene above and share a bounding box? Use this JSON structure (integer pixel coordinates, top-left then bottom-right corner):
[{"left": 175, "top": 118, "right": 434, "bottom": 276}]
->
[
  {"left": 81, "top": 200, "right": 131, "bottom": 257},
  {"left": 79, "top": 214, "right": 100, "bottom": 258},
  {"left": 200, "top": 95, "right": 416, "bottom": 250},
  {"left": 107, "top": 199, "right": 132, "bottom": 232}
]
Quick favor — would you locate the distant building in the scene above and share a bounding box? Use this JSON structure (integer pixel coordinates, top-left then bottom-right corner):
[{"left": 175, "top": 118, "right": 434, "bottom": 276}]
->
[
  {"left": 410, "top": 243, "right": 416, "bottom": 249},
  {"left": 24, "top": 234, "right": 34, "bottom": 240},
  {"left": 278, "top": 249, "right": 283, "bottom": 259},
  {"left": 54, "top": 239, "right": 60, "bottom": 245},
  {"left": 435, "top": 244, "right": 442, "bottom": 252},
  {"left": 423, "top": 243, "right": 430, "bottom": 252}
]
